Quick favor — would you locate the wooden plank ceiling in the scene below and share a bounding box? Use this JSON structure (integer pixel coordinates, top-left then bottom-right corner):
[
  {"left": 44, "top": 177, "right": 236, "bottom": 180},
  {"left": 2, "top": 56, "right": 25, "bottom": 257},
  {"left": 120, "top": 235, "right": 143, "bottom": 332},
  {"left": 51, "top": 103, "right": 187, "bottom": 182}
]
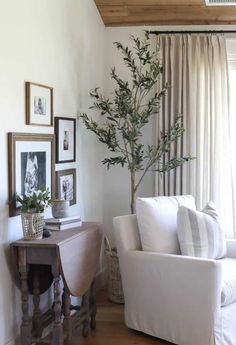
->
[{"left": 94, "top": 0, "right": 236, "bottom": 26}]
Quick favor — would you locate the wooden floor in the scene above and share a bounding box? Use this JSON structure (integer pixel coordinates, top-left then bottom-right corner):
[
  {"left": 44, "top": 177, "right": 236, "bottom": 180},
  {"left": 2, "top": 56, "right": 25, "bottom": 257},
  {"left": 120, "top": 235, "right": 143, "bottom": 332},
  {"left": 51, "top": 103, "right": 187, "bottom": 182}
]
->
[{"left": 72, "top": 290, "right": 172, "bottom": 345}]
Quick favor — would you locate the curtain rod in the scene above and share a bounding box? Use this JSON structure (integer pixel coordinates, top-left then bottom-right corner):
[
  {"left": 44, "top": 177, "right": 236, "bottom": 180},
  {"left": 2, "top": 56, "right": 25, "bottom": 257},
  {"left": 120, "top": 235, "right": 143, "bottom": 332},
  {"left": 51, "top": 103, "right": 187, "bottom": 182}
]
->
[{"left": 149, "top": 30, "right": 236, "bottom": 35}]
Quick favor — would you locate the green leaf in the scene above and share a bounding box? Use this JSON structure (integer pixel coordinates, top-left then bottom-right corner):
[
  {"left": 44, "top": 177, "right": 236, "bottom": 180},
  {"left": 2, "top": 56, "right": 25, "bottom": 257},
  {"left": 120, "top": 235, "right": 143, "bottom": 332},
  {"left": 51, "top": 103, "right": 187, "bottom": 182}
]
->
[
  {"left": 15, "top": 187, "right": 52, "bottom": 213},
  {"left": 102, "top": 156, "right": 127, "bottom": 169}
]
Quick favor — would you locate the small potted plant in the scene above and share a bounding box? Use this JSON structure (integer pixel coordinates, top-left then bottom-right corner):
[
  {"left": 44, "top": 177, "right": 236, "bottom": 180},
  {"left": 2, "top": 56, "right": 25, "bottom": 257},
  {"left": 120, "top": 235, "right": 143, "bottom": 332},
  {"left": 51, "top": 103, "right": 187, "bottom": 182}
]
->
[{"left": 16, "top": 188, "right": 51, "bottom": 240}]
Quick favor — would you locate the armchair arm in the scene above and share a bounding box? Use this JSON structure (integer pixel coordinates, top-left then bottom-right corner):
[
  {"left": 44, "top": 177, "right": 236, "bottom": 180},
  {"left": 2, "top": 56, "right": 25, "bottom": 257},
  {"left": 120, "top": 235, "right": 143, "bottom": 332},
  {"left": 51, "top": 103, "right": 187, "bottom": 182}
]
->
[
  {"left": 226, "top": 239, "right": 236, "bottom": 258},
  {"left": 119, "top": 250, "right": 222, "bottom": 345},
  {"left": 121, "top": 250, "right": 222, "bottom": 309}
]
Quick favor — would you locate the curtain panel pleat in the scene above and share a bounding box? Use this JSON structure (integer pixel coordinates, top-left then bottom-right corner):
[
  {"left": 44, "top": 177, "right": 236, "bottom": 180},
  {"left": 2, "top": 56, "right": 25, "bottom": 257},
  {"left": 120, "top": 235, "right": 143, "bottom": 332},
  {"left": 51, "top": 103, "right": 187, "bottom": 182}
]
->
[{"left": 155, "top": 34, "right": 235, "bottom": 237}]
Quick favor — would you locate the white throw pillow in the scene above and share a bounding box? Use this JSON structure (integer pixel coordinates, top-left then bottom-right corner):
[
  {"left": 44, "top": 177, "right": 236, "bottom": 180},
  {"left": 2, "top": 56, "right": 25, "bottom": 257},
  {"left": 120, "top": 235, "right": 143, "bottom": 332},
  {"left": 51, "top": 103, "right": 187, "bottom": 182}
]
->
[
  {"left": 177, "top": 202, "right": 226, "bottom": 259},
  {"left": 136, "top": 195, "right": 196, "bottom": 254}
]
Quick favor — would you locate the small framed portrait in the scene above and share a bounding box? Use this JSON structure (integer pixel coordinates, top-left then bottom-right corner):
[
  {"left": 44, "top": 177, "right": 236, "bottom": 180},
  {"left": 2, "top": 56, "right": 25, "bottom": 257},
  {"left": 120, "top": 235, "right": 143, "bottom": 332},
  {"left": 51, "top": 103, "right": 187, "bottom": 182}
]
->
[
  {"left": 8, "top": 133, "right": 55, "bottom": 217},
  {"left": 25, "top": 82, "right": 53, "bottom": 126},
  {"left": 56, "top": 169, "right": 76, "bottom": 206},
  {"left": 55, "top": 117, "right": 76, "bottom": 163}
]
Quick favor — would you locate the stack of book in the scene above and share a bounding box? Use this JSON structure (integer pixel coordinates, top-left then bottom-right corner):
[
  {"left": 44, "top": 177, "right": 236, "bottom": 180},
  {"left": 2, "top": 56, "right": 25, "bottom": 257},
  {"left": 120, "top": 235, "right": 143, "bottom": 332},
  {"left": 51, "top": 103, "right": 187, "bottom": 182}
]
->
[{"left": 44, "top": 216, "right": 82, "bottom": 231}]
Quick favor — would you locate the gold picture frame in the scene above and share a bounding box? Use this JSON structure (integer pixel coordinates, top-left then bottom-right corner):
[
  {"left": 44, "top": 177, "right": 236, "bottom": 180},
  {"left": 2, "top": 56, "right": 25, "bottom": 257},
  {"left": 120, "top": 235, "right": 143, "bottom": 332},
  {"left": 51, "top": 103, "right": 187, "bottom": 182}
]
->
[{"left": 26, "top": 81, "right": 53, "bottom": 126}]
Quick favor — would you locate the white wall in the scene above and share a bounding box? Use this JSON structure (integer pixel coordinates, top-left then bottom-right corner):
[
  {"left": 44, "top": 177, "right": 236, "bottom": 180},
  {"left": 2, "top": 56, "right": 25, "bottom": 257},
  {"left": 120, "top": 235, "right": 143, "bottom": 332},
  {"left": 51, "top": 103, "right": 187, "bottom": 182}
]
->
[{"left": 0, "top": 1, "right": 105, "bottom": 344}]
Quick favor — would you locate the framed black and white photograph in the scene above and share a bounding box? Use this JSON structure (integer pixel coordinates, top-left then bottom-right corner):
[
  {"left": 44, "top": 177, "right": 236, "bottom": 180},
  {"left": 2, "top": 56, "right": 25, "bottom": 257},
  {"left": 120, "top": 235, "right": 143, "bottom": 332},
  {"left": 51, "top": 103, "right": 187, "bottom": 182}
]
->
[
  {"left": 26, "top": 82, "right": 53, "bottom": 126},
  {"left": 56, "top": 169, "right": 76, "bottom": 206},
  {"left": 8, "top": 133, "right": 55, "bottom": 217},
  {"left": 21, "top": 151, "right": 46, "bottom": 195},
  {"left": 55, "top": 117, "right": 76, "bottom": 163}
]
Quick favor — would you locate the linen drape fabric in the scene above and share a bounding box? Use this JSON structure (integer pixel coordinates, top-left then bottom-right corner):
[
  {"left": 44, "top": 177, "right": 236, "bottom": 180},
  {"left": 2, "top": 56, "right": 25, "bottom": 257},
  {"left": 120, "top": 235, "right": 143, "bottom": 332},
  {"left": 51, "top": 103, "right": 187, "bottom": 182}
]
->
[{"left": 155, "top": 34, "right": 235, "bottom": 237}]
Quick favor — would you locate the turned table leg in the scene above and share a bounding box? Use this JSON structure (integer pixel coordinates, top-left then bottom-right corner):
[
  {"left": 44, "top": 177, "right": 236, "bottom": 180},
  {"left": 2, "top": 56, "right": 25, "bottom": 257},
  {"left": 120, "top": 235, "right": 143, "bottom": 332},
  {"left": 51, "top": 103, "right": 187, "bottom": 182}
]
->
[
  {"left": 82, "top": 291, "right": 90, "bottom": 338},
  {"left": 52, "top": 262, "right": 63, "bottom": 345},
  {"left": 32, "top": 269, "right": 43, "bottom": 339},
  {"left": 62, "top": 288, "right": 72, "bottom": 344},
  {"left": 90, "top": 279, "right": 97, "bottom": 330},
  {"left": 19, "top": 248, "right": 31, "bottom": 345}
]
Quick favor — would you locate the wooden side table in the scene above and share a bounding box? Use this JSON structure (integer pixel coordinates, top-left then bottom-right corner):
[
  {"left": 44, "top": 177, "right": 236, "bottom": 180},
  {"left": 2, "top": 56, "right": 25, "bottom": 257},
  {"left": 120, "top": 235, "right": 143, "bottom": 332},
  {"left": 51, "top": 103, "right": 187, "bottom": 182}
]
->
[{"left": 11, "top": 222, "right": 102, "bottom": 345}]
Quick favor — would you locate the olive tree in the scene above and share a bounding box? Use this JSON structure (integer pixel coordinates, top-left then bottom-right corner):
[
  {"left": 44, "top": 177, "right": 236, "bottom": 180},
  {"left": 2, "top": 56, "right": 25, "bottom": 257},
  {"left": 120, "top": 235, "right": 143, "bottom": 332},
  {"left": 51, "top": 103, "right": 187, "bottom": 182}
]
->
[{"left": 80, "top": 32, "right": 193, "bottom": 213}]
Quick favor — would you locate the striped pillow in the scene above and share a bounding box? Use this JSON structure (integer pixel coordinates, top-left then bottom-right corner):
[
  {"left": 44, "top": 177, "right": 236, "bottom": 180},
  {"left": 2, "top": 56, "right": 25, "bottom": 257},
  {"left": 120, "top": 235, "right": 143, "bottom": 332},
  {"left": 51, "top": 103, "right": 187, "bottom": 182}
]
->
[{"left": 177, "top": 202, "right": 226, "bottom": 259}]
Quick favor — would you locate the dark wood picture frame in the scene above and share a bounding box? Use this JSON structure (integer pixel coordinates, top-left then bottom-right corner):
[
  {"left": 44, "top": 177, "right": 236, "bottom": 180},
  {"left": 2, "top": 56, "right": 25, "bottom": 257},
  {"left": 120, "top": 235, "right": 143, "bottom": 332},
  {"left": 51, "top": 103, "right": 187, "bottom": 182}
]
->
[
  {"left": 26, "top": 81, "right": 53, "bottom": 126},
  {"left": 56, "top": 168, "right": 76, "bottom": 206},
  {"left": 55, "top": 117, "right": 76, "bottom": 163},
  {"left": 8, "top": 132, "right": 55, "bottom": 217}
]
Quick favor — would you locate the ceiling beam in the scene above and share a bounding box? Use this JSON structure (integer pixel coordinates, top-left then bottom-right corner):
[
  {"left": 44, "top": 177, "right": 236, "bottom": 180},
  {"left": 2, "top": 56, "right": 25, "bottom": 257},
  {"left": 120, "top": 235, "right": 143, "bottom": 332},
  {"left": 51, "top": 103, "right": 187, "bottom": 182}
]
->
[{"left": 94, "top": 1, "right": 236, "bottom": 27}]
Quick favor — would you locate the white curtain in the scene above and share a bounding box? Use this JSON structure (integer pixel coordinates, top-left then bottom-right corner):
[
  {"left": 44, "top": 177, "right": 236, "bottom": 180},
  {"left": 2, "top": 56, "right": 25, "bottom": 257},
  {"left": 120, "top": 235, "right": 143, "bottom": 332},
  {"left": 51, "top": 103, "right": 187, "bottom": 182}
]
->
[{"left": 155, "top": 34, "right": 235, "bottom": 237}]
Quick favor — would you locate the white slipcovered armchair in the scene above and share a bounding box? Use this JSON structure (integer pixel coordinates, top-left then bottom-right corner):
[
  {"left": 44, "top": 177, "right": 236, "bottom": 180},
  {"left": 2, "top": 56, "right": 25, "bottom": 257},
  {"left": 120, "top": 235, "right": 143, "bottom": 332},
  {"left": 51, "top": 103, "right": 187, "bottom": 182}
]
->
[{"left": 113, "top": 196, "right": 236, "bottom": 345}]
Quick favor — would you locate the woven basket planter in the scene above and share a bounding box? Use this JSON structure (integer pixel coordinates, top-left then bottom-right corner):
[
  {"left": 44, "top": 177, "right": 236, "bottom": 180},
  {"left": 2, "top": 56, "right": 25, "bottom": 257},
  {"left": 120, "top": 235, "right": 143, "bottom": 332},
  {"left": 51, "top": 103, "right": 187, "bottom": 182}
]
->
[
  {"left": 21, "top": 212, "right": 44, "bottom": 240},
  {"left": 104, "top": 236, "right": 124, "bottom": 304}
]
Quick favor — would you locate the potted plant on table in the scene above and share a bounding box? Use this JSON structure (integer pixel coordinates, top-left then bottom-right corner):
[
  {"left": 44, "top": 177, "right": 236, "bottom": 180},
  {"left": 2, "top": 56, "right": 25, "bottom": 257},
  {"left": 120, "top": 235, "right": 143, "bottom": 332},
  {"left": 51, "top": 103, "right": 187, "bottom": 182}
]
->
[
  {"left": 79, "top": 32, "right": 194, "bottom": 302},
  {"left": 16, "top": 188, "right": 51, "bottom": 240}
]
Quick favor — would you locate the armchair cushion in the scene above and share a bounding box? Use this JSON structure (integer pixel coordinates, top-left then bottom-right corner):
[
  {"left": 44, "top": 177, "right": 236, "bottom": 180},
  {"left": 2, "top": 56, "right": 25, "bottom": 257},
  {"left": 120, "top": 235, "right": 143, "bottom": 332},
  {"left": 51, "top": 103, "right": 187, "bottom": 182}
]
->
[
  {"left": 177, "top": 202, "right": 226, "bottom": 259},
  {"left": 136, "top": 195, "right": 195, "bottom": 254}
]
